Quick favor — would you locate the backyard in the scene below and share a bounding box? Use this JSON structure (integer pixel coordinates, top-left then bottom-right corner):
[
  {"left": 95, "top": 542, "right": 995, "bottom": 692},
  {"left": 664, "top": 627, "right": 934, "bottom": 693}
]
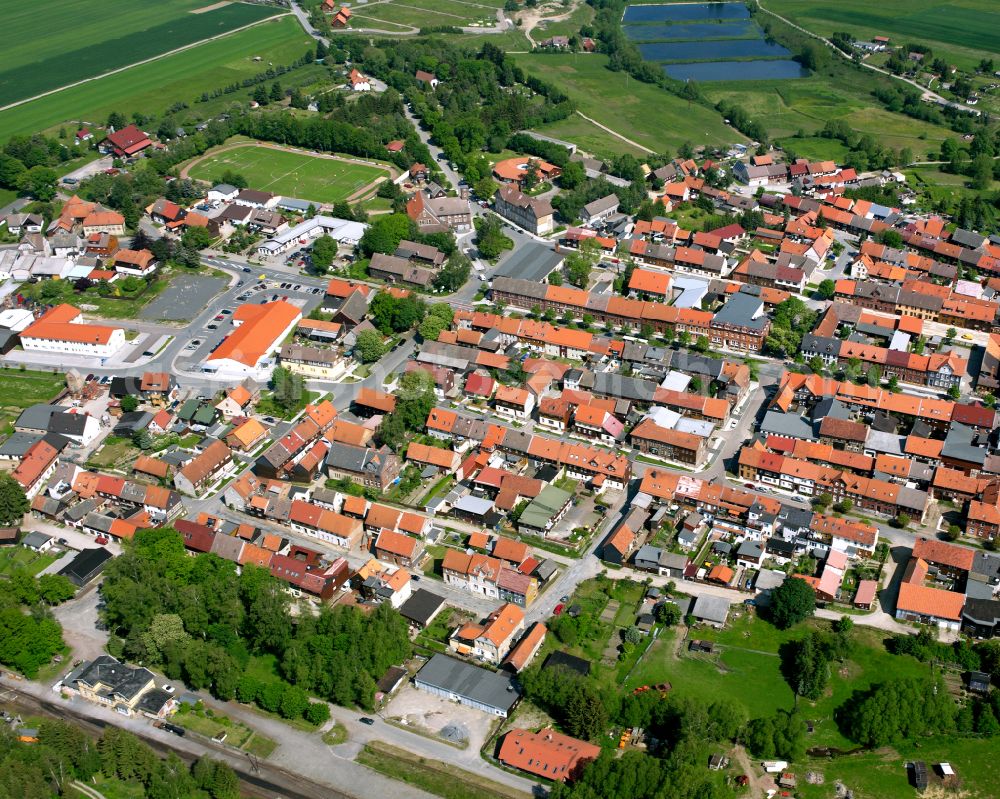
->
[
  {"left": 0, "top": 546, "right": 59, "bottom": 577},
  {"left": 0, "top": 368, "right": 65, "bottom": 433},
  {"left": 186, "top": 144, "right": 391, "bottom": 204}
]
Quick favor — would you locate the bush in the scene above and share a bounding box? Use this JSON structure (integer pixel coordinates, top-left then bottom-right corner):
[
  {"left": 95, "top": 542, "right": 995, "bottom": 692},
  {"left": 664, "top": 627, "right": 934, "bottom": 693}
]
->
[{"left": 305, "top": 701, "right": 331, "bottom": 726}]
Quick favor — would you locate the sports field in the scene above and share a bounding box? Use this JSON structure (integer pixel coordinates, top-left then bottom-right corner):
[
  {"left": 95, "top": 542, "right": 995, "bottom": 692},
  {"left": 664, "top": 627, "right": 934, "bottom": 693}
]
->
[
  {"left": 0, "top": 16, "right": 312, "bottom": 141},
  {"left": 768, "top": 0, "right": 1000, "bottom": 71},
  {"left": 510, "top": 53, "right": 743, "bottom": 155},
  {"left": 0, "top": 1, "right": 281, "bottom": 107},
  {"left": 188, "top": 145, "right": 390, "bottom": 204}
]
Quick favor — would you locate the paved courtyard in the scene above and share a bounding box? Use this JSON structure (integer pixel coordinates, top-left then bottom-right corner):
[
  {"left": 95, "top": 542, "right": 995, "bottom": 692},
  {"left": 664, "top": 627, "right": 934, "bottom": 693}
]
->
[
  {"left": 382, "top": 682, "right": 498, "bottom": 754},
  {"left": 140, "top": 274, "right": 228, "bottom": 321}
]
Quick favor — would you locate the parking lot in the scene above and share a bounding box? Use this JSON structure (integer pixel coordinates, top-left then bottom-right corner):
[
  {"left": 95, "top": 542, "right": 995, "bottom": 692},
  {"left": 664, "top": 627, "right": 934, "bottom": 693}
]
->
[{"left": 140, "top": 274, "right": 229, "bottom": 321}]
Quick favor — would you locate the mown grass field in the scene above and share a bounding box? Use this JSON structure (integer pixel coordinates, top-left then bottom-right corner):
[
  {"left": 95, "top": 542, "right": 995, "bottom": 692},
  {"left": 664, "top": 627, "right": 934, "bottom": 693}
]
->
[
  {"left": 767, "top": 0, "right": 1000, "bottom": 71},
  {"left": 0, "top": 368, "right": 65, "bottom": 434},
  {"left": 0, "top": 15, "right": 312, "bottom": 141},
  {"left": 703, "top": 76, "right": 956, "bottom": 155},
  {"left": 528, "top": 114, "right": 648, "bottom": 159},
  {"left": 510, "top": 53, "right": 743, "bottom": 155},
  {"left": 625, "top": 614, "right": 933, "bottom": 750},
  {"left": 188, "top": 144, "right": 388, "bottom": 203},
  {"left": 0, "top": 1, "right": 281, "bottom": 107},
  {"left": 353, "top": 0, "right": 504, "bottom": 31}
]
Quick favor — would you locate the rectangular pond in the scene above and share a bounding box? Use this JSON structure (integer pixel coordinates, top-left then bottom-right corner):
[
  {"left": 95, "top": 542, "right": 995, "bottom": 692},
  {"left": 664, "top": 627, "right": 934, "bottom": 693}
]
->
[
  {"left": 663, "top": 59, "right": 810, "bottom": 81},
  {"left": 638, "top": 38, "right": 792, "bottom": 62},
  {"left": 623, "top": 22, "right": 757, "bottom": 41},
  {"left": 623, "top": 2, "right": 750, "bottom": 23}
]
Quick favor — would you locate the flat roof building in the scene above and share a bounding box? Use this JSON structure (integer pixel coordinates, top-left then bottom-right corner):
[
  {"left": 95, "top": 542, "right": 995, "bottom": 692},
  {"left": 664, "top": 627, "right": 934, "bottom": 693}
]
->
[{"left": 414, "top": 653, "right": 520, "bottom": 717}]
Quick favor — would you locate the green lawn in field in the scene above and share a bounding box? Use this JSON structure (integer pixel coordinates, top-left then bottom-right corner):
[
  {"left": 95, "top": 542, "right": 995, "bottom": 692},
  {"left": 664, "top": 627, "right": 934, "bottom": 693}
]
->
[
  {"left": 0, "top": 368, "right": 65, "bottom": 434},
  {"left": 0, "top": 16, "right": 313, "bottom": 141},
  {"left": 767, "top": 0, "right": 1000, "bottom": 71},
  {"left": 510, "top": 53, "right": 743, "bottom": 155},
  {"left": 354, "top": 0, "right": 501, "bottom": 30},
  {"left": 0, "top": 2, "right": 281, "bottom": 107},
  {"left": 625, "top": 613, "right": 935, "bottom": 750},
  {"left": 531, "top": 3, "right": 595, "bottom": 39},
  {"left": 529, "top": 114, "right": 648, "bottom": 160},
  {"left": 776, "top": 135, "right": 851, "bottom": 162},
  {"left": 796, "top": 735, "right": 1000, "bottom": 799},
  {"left": 703, "top": 75, "right": 956, "bottom": 152},
  {"left": 188, "top": 145, "right": 388, "bottom": 204}
]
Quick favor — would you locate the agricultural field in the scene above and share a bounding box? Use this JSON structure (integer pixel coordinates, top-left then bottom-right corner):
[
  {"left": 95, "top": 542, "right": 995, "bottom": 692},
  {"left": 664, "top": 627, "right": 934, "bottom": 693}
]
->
[
  {"left": 186, "top": 144, "right": 390, "bottom": 204},
  {"left": 703, "top": 75, "right": 958, "bottom": 156},
  {"left": 349, "top": 0, "right": 506, "bottom": 33},
  {"left": 510, "top": 53, "right": 744, "bottom": 156},
  {"left": 0, "top": 1, "right": 281, "bottom": 108},
  {"left": 0, "top": 15, "right": 313, "bottom": 141},
  {"left": 767, "top": 0, "right": 1000, "bottom": 71},
  {"left": 0, "top": 368, "right": 66, "bottom": 434}
]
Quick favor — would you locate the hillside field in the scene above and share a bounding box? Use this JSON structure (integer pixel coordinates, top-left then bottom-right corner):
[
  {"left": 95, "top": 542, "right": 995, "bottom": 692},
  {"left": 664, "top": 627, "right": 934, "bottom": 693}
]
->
[
  {"left": 187, "top": 144, "right": 390, "bottom": 204},
  {"left": 0, "top": 16, "right": 313, "bottom": 141},
  {"left": 510, "top": 53, "right": 743, "bottom": 156},
  {"left": 0, "top": 1, "right": 281, "bottom": 107}
]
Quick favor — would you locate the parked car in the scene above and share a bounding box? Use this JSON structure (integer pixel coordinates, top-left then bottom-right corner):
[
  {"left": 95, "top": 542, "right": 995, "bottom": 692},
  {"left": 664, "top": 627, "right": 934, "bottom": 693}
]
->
[
  {"left": 359, "top": 717, "right": 375, "bottom": 726},
  {"left": 553, "top": 604, "right": 564, "bottom": 616}
]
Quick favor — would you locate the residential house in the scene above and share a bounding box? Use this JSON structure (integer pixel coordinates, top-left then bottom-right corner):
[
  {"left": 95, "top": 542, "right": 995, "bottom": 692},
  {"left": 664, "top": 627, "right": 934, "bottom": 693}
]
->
[{"left": 173, "top": 440, "right": 233, "bottom": 496}]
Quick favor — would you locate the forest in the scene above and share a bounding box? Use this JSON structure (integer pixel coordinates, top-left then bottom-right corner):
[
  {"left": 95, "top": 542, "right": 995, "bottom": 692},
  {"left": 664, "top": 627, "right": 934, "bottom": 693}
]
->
[
  {"left": 100, "top": 528, "right": 412, "bottom": 714},
  {"left": 0, "top": 718, "right": 241, "bottom": 799}
]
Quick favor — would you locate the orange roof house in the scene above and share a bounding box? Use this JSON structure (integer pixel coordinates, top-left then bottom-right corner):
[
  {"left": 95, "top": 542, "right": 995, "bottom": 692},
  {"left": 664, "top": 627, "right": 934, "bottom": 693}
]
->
[
  {"left": 226, "top": 418, "right": 269, "bottom": 452},
  {"left": 492, "top": 156, "right": 562, "bottom": 186},
  {"left": 498, "top": 728, "right": 600, "bottom": 782},
  {"left": 504, "top": 622, "right": 547, "bottom": 671}
]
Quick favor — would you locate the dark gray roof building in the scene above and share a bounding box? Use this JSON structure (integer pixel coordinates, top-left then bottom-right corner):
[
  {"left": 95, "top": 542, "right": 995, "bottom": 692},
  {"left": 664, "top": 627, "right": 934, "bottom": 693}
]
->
[{"left": 414, "top": 654, "right": 520, "bottom": 716}]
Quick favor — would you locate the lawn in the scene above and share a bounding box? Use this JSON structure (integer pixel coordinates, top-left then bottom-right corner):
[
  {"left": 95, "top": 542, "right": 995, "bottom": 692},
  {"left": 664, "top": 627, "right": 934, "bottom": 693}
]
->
[
  {"left": 172, "top": 702, "right": 276, "bottom": 757},
  {"left": 0, "top": 15, "right": 313, "bottom": 140},
  {"left": 0, "top": 368, "right": 65, "bottom": 434},
  {"left": 356, "top": 741, "right": 531, "bottom": 799},
  {"left": 796, "top": 735, "right": 1000, "bottom": 799},
  {"left": 0, "top": 1, "right": 281, "bottom": 107},
  {"left": 0, "top": 547, "right": 59, "bottom": 577},
  {"left": 187, "top": 144, "right": 389, "bottom": 204},
  {"left": 776, "top": 134, "right": 851, "bottom": 162},
  {"left": 703, "top": 75, "right": 956, "bottom": 153},
  {"left": 768, "top": 0, "right": 1000, "bottom": 71},
  {"left": 510, "top": 53, "right": 744, "bottom": 155},
  {"left": 624, "top": 611, "right": 937, "bottom": 751},
  {"left": 256, "top": 387, "right": 320, "bottom": 420},
  {"left": 528, "top": 113, "right": 648, "bottom": 160}
]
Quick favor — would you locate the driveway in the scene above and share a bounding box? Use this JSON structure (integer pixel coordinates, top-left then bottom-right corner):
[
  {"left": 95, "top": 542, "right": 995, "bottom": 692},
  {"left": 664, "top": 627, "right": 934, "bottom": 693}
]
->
[{"left": 51, "top": 584, "right": 109, "bottom": 663}]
